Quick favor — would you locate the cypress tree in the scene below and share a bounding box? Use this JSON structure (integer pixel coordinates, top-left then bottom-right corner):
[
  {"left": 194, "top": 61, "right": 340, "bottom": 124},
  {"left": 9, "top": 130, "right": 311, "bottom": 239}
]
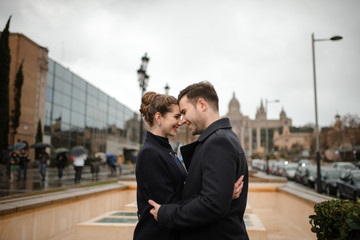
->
[
  {"left": 35, "top": 120, "right": 43, "bottom": 159},
  {"left": 0, "top": 16, "right": 11, "bottom": 150},
  {"left": 11, "top": 60, "right": 24, "bottom": 140}
]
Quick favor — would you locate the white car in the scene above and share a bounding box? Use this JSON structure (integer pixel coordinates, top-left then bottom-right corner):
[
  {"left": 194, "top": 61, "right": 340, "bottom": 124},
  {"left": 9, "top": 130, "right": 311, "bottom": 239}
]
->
[{"left": 283, "top": 163, "right": 298, "bottom": 180}]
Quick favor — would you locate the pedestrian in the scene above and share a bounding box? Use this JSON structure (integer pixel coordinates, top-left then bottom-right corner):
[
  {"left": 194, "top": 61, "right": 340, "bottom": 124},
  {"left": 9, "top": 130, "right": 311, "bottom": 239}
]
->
[
  {"left": 107, "top": 154, "right": 117, "bottom": 176},
  {"left": 9, "top": 151, "right": 20, "bottom": 182},
  {"left": 134, "top": 91, "right": 244, "bottom": 240},
  {"left": 55, "top": 152, "right": 67, "bottom": 181},
  {"left": 0, "top": 148, "right": 8, "bottom": 177},
  {"left": 38, "top": 148, "right": 49, "bottom": 181},
  {"left": 90, "top": 157, "right": 101, "bottom": 179},
  {"left": 148, "top": 81, "right": 249, "bottom": 240},
  {"left": 73, "top": 154, "right": 86, "bottom": 183},
  {"left": 18, "top": 148, "right": 30, "bottom": 181},
  {"left": 117, "top": 154, "right": 124, "bottom": 175}
]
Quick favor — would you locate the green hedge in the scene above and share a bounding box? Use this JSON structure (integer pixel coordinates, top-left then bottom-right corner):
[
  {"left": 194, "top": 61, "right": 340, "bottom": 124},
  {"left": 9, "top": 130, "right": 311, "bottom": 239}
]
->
[{"left": 309, "top": 199, "right": 360, "bottom": 240}]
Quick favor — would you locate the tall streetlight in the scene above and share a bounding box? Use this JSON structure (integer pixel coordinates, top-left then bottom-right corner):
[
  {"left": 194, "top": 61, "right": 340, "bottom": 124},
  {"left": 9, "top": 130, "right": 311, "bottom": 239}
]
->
[
  {"left": 137, "top": 53, "right": 150, "bottom": 146},
  {"left": 312, "top": 33, "right": 342, "bottom": 193},
  {"left": 164, "top": 83, "right": 170, "bottom": 95},
  {"left": 265, "top": 99, "right": 280, "bottom": 174}
]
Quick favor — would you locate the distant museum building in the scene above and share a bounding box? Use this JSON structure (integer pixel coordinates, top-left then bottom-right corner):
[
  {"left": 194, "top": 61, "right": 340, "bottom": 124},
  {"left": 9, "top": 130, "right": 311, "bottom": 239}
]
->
[{"left": 225, "top": 93, "right": 295, "bottom": 156}]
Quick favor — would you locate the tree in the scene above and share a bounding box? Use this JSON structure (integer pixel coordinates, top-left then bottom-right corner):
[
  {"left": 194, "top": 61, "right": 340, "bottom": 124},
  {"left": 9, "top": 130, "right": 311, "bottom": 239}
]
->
[
  {"left": 0, "top": 16, "right": 11, "bottom": 149},
  {"left": 35, "top": 120, "right": 43, "bottom": 159},
  {"left": 11, "top": 60, "right": 24, "bottom": 144}
]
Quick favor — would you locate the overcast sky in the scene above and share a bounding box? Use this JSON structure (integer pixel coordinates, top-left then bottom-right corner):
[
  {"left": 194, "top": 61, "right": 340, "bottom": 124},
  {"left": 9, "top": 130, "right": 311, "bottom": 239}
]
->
[{"left": 1, "top": 0, "right": 360, "bottom": 127}]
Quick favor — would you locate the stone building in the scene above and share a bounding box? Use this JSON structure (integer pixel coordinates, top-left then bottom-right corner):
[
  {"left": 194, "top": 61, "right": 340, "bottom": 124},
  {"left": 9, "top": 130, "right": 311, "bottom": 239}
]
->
[
  {"left": 7, "top": 33, "right": 48, "bottom": 148},
  {"left": 225, "top": 93, "right": 293, "bottom": 156}
]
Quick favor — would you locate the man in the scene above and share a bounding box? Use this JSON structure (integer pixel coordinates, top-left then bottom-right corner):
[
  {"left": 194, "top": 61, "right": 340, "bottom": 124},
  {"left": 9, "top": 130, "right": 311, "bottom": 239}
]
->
[
  {"left": 149, "top": 81, "right": 249, "bottom": 240},
  {"left": 39, "top": 148, "right": 49, "bottom": 182},
  {"left": 18, "top": 148, "right": 30, "bottom": 181}
]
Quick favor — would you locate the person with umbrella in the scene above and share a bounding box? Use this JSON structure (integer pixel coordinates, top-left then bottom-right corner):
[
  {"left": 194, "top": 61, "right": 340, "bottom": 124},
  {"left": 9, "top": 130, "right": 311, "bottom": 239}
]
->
[
  {"left": 55, "top": 149, "right": 68, "bottom": 181},
  {"left": 70, "top": 146, "right": 88, "bottom": 184},
  {"left": 38, "top": 148, "right": 50, "bottom": 182}
]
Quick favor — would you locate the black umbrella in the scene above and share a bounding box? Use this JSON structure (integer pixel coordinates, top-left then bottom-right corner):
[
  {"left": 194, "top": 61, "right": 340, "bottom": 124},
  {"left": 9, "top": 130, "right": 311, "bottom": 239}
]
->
[
  {"left": 9, "top": 142, "right": 27, "bottom": 151},
  {"left": 70, "top": 146, "right": 88, "bottom": 157},
  {"left": 30, "top": 142, "right": 53, "bottom": 149}
]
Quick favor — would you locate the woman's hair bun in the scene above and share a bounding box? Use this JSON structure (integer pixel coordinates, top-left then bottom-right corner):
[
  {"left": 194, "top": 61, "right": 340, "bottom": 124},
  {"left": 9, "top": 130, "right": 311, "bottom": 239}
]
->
[{"left": 139, "top": 91, "right": 157, "bottom": 116}]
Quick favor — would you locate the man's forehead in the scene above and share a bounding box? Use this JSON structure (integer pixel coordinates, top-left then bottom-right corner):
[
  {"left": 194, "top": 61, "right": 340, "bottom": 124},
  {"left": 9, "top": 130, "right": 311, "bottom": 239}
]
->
[{"left": 179, "top": 97, "right": 190, "bottom": 110}]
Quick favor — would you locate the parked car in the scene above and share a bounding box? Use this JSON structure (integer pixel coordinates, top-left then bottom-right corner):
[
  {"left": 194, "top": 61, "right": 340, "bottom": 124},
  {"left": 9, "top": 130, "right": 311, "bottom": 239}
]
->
[
  {"left": 298, "top": 159, "right": 311, "bottom": 167},
  {"left": 335, "top": 169, "right": 360, "bottom": 200},
  {"left": 294, "top": 165, "right": 308, "bottom": 184},
  {"left": 270, "top": 162, "right": 285, "bottom": 176},
  {"left": 303, "top": 165, "right": 317, "bottom": 187},
  {"left": 314, "top": 167, "right": 342, "bottom": 195},
  {"left": 252, "top": 159, "right": 264, "bottom": 170},
  {"left": 282, "top": 163, "right": 298, "bottom": 180},
  {"left": 266, "top": 159, "right": 276, "bottom": 173},
  {"left": 332, "top": 162, "right": 356, "bottom": 171}
]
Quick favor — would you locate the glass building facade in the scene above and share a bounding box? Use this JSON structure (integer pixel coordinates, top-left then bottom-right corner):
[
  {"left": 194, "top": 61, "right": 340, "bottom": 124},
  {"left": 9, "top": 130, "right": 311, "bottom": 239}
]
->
[{"left": 44, "top": 59, "right": 140, "bottom": 155}]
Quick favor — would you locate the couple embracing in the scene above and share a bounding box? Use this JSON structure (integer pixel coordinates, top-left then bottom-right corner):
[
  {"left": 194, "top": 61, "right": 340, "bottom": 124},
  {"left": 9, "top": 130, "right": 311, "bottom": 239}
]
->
[{"left": 134, "top": 81, "right": 249, "bottom": 240}]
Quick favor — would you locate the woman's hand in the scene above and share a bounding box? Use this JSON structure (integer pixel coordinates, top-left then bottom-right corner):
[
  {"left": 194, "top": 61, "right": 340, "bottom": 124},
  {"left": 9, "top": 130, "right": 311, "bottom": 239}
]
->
[
  {"left": 148, "top": 199, "right": 161, "bottom": 221},
  {"left": 232, "top": 175, "right": 244, "bottom": 200}
]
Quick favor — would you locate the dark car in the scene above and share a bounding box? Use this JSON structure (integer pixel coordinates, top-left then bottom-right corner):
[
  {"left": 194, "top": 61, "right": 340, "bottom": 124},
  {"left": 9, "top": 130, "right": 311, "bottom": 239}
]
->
[
  {"left": 335, "top": 170, "right": 360, "bottom": 200},
  {"left": 303, "top": 165, "right": 317, "bottom": 188},
  {"left": 332, "top": 162, "right": 356, "bottom": 171},
  {"left": 294, "top": 165, "right": 308, "bottom": 184},
  {"left": 314, "top": 167, "right": 342, "bottom": 195}
]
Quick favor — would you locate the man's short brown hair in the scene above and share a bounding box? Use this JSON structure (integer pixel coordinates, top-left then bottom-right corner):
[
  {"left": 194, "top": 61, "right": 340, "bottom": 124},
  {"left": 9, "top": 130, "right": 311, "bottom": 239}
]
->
[{"left": 178, "top": 81, "right": 219, "bottom": 111}]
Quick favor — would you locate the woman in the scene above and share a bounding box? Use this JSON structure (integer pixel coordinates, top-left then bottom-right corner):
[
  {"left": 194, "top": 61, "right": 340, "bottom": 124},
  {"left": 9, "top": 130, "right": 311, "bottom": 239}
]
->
[
  {"left": 134, "top": 92, "right": 243, "bottom": 240},
  {"left": 134, "top": 92, "right": 185, "bottom": 240},
  {"left": 9, "top": 151, "right": 19, "bottom": 182},
  {"left": 73, "top": 153, "right": 87, "bottom": 183}
]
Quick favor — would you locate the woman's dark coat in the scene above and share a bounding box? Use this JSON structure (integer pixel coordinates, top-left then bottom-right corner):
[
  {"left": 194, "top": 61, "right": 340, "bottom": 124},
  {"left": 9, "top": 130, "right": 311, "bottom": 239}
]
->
[
  {"left": 158, "top": 118, "right": 249, "bottom": 240},
  {"left": 134, "top": 131, "right": 187, "bottom": 240}
]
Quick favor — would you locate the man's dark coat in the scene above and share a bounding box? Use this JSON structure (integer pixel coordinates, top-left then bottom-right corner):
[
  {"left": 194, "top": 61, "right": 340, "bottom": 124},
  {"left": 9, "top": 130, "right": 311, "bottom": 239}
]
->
[
  {"left": 158, "top": 118, "right": 249, "bottom": 240},
  {"left": 134, "top": 131, "right": 187, "bottom": 240}
]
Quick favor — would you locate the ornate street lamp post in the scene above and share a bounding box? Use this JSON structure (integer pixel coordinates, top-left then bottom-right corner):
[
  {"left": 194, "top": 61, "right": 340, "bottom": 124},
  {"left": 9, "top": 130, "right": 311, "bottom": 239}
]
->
[
  {"left": 137, "top": 53, "right": 150, "bottom": 146},
  {"left": 265, "top": 99, "right": 280, "bottom": 175},
  {"left": 164, "top": 83, "right": 170, "bottom": 95},
  {"left": 312, "top": 33, "right": 342, "bottom": 193}
]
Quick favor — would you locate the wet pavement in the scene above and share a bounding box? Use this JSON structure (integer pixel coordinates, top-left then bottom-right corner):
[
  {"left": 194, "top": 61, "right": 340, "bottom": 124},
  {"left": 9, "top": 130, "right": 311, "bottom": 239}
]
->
[{"left": 0, "top": 164, "right": 134, "bottom": 199}]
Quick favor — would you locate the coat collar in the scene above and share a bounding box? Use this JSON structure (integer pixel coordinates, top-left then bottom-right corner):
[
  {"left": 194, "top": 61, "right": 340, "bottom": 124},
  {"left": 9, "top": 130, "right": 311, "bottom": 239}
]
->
[
  {"left": 180, "top": 118, "right": 232, "bottom": 170},
  {"left": 198, "top": 118, "right": 232, "bottom": 142},
  {"left": 145, "top": 131, "right": 173, "bottom": 150}
]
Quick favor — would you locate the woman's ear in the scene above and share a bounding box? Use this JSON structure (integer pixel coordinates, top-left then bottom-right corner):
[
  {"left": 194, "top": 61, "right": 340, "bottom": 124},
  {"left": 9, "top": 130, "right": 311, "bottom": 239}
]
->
[{"left": 154, "top": 112, "right": 161, "bottom": 123}]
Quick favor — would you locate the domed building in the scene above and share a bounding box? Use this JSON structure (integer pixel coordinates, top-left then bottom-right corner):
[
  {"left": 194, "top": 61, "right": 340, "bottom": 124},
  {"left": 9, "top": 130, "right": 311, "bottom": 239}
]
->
[{"left": 225, "top": 94, "right": 293, "bottom": 156}]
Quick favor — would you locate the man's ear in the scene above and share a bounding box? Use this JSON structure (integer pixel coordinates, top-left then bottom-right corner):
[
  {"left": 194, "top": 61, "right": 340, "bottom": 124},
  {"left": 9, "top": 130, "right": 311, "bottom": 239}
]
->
[{"left": 198, "top": 98, "right": 207, "bottom": 112}]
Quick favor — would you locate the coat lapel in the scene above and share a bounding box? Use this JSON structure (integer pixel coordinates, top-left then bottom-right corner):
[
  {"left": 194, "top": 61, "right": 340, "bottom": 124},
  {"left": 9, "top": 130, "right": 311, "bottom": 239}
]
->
[{"left": 180, "top": 141, "right": 199, "bottom": 170}]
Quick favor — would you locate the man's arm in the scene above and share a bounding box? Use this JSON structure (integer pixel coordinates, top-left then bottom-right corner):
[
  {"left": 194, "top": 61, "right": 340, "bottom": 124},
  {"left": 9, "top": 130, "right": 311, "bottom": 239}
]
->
[
  {"left": 149, "top": 174, "right": 244, "bottom": 220},
  {"left": 151, "top": 137, "right": 242, "bottom": 229}
]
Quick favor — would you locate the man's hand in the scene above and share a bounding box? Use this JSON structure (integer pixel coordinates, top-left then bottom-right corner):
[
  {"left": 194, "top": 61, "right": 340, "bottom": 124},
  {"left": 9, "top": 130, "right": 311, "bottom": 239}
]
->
[
  {"left": 232, "top": 175, "right": 244, "bottom": 200},
  {"left": 148, "top": 199, "right": 161, "bottom": 221}
]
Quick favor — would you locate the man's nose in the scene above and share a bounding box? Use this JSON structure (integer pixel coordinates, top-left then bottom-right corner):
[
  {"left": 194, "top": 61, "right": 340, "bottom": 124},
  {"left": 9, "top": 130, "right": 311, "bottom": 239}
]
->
[{"left": 180, "top": 116, "right": 187, "bottom": 125}]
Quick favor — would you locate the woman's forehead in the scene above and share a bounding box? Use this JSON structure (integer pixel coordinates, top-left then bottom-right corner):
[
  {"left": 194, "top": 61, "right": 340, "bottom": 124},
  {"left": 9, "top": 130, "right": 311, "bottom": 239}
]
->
[{"left": 170, "top": 104, "right": 181, "bottom": 114}]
